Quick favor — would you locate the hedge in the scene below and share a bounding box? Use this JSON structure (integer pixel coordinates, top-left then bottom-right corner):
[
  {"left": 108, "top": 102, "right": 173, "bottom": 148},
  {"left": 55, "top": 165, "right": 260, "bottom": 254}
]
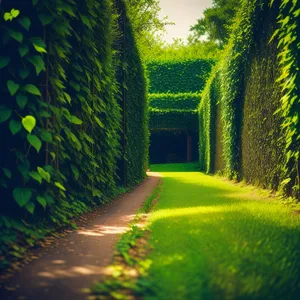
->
[
  {"left": 198, "top": 0, "right": 299, "bottom": 199},
  {"left": 149, "top": 93, "right": 200, "bottom": 110},
  {"left": 149, "top": 109, "right": 198, "bottom": 130},
  {"left": 147, "top": 59, "right": 214, "bottom": 94},
  {"left": 0, "top": 0, "right": 148, "bottom": 266},
  {"left": 116, "top": 0, "right": 149, "bottom": 187}
]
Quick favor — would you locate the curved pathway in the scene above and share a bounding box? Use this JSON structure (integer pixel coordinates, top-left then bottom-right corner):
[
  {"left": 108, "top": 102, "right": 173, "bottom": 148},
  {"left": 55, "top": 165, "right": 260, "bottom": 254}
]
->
[{"left": 0, "top": 173, "right": 160, "bottom": 300}]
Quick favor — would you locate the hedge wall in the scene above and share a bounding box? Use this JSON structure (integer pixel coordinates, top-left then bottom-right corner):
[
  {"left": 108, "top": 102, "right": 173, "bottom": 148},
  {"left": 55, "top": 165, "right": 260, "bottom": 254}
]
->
[
  {"left": 198, "top": 0, "right": 300, "bottom": 199},
  {"left": 149, "top": 109, "right": 198, "bottom": 130},
  {"left": 147, "top": 59, "right": 214, "bottom": 94},
  {"left": 0, "top": 0, "right": 148, "bottom": 266},
  {"left": 149, "top": 93, "right": 200, "bottom": 110},
  {"left": 116, "top": 0, "right": 149, "bottom": 187}
]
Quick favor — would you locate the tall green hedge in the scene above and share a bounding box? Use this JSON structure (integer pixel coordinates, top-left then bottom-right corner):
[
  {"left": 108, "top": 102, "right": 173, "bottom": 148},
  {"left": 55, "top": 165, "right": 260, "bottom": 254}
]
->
[
  {"left": 149, "top": 109, "right": 198, "bottom": 130},
  {"left": 0, "top": 0, "right": 148, "bottom": 266},
  {"left": 198, "top": 0, "right": 300, "bottom": 199},
  {"left": 147, "top": 59, "right": 214, "bottom": 94},
  {"left": 149, "top": 93, "right": 200, "bottom": 110},
  {"left": 116, "top": 0, "right": 149, "bottom": 187}
]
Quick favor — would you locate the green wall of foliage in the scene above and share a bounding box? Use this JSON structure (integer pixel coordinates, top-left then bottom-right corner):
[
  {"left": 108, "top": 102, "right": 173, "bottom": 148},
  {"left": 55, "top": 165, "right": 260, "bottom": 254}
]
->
[
  {"left": 0, "top": 0, "right": 148, "bottom": 266},
  {"left": 149, "top": 93, "right": 200, "bottom": 110},
  {"left": 147, "top": 59, "right": 214, "bottom": 94},
  {"left": 198, "top": 0, "right": 300, "bottom": 199},
  {"left": 116, "top": 0, "right": 149, "bottom": 187}
]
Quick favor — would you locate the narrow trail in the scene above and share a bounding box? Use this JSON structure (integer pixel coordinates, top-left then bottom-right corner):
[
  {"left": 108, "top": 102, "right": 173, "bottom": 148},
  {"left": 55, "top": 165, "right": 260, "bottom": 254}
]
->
[{"left": 0, "top": 173, "right": 160, "bottom": 300}]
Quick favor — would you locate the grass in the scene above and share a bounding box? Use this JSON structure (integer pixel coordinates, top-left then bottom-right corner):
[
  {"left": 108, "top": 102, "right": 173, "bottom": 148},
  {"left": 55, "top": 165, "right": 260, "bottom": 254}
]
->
[{"left": 145, "top": 163, "right": 300, "bottom": 299}]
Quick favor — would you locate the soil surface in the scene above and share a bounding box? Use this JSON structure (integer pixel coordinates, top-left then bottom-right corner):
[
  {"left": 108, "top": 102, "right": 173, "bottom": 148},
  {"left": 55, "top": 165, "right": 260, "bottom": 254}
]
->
[{"left": 0, "top": 173, "right": 160, "bottom": 300}]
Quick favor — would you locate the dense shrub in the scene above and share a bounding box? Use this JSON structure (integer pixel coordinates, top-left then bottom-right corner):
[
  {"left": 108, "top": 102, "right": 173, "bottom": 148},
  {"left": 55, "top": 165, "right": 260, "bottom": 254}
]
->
[
  {"left": 147, "top": 59, "right": 214, "bottom": 94},
  {"left": 198, "top": 0, "right": 300, "bottom": 199},
  {"left": 149, "top": 93, "right": 200, "bottom": 110},
  {"left": 0, "top": 0, "right": 148, "bottom": 265},
  {"left": 116, "top": 0, "right": 149, "bottom": 187},
  {"left": 149, "top": 109, "right": 198, "bottom": 130}
]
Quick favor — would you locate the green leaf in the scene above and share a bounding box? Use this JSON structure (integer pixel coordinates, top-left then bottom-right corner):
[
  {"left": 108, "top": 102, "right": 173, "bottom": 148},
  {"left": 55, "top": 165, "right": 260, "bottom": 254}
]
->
[
  {"left": 0, "top": 106, "right": 12, "bottom": 123},
  {"left": 19, "top": 44, "right": 29, "bottom": 57},
  {"left": 22, "top": 115, "right": 36, "bottom": 133},
  {"left": 23, "top": 84, "right": 41, "bottom": 96},
  {"left": 9, "top": 120, "right": 22, "bottom": 135},
  {"left": 33, "top": 0, "right": 39, "bottom": 5},
  {"left": 25, "top": 202, "right": 35, "bottom": 214},
  {"left": 7, "top": 80, "right": 20, "bottom": 96},
  {"left": 70, "top": 164, "right": 80, "bottom": 180},
  {"left": 29, "top": 171, "right": 42, "bottom": 184},
  {"left": 27, "top": 134, "right": 42, "bottom": 153},
  {"left": 2, "top": 168, "right": 12, "bottom": 179},
  {"left": 19, "top": 68, "right": 30, "bottom": 80},
  {"left": 11, "top": 9, "right": 20, "bottom": 18},
  {"left": 27, "top": 56, "right": 45, "bottom": 75},
  {"left": 33, "top": 43, "right": 47, "bottom": 53},
  {"left": 40, "top": 131, "right": 52, "bottom": 142},
  {"left": 69, "top": 116, "right": 83, "bottom": 125},
  {"left": 8, "top": 29, "right": 23, "bottom": 43},
  {"left": 36, "top": 196, "right": 47, "bottom": 209},
  {"left": 4, "top": 13, "right": 12, "bottom": 22},
  {"left": 54, "top": 182, "right": 66, "bottom": 191},
  {"left": 70, "top": 81, "right": 80, "bottom": 91},
  {"left": 18, "top": 17, "right": 31, "bottom": 31},
  {"left": 37, "top": 167, "right": 51, "bottom": 183},
  {"left": 0, "top": 56, "right": 10, "bottom": 68},
  {"left": 38, "top": 14, "right": 53, "bottom": 26},
  {"left": 16, "top": 94, "right": 28, "bottom": 109},
  {"left": 13, "top": 188, "right": 32, "bottom": 207}
]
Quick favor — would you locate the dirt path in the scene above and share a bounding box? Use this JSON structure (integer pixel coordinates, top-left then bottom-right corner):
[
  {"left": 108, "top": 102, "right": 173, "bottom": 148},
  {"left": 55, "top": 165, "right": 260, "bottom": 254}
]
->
[{"left": 0, "top": 173, "right": 160, "bottom": 300}]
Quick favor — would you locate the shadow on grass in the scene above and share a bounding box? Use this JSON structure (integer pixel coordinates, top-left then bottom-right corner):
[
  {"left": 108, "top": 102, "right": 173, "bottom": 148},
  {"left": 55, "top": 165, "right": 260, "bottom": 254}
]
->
[
  {"left": 147, "top": 207, "right": 300, "bottom": 300},
  {"left": 144, "top": 166, "right": 300, "bottom": 299}
]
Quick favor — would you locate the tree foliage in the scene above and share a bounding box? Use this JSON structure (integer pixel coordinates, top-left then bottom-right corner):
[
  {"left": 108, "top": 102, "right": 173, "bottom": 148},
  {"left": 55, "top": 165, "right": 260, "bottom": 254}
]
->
[{"left": 189, "top": 0, "right": 241, "bottom": 45}]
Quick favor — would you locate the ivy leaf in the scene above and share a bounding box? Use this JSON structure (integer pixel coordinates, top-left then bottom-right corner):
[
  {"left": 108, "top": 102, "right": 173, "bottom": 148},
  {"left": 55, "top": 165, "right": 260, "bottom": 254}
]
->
[
  {"left": 70, "top": 81, "right": 80, "bottom": 91},
  {"left": 13, "top": 188, "right": 32, "bottom": 207},
  {"left": 54, "top": 182, "right": 66, "bottom": 191},
  {"left": 16, "top": 94, "right": 28, "bottom": 109},
  {"left": 9, "top": 120, "right": 22, "bottom": 135},
  {"left": 19, "top": 44, "right": 29, "bottom": 57},
  {"left": 27, "top": 134, "right": 42, "bottom": 153},
  {"left": 18, "top": 17, "right": 31, "bottom": 31},
  {"left": 33, "top": 43, "right": 47, "bottom": 53},
  {"left": 23, "top": 84, "right": 41, "bottom": 96},
  {"left": 2, "top": 168, "right": 12, "bottom": 179},
  {"left": 40, "top": 131, "right": 52, "bottom": 142},
  {"left": 29, "top": 171, "right": 42, "bottom": 184},
  {"left": 70, "top": 164, "right": 80, "bottom": 180},
  {"left": 69, "top": 116, "right": 83, "bottom": 125},
  {"left": 27, "top": 55, "right": 45, "bottom": 75},
  {"left": 8, "top": 29, "right": 23, "bottom": 43},
  {"left": 25, "top": 202, "right": 35, "bottom": 214},
  {"left": 22, "top": 115, "right": 36, "bottom": 133},
  {"left": 38, "top": 14, "right": 53, "bottom": 26},
  {"left": 0, "top": 106, "right": 12, "bottom": 123},
  {"left": 0, "top": 56, "right": 10, "bottom": 68},
  {"left": 7, "top": 80, "right": 20, "bottom": 96},
  {"left": 37, "top": 167, "right": 51, "bottom": 183},
  {"left": 36, "top": 196, "right": 47, "bottom": 209},
  {"left": 11, "top": 9, "right": 20, "bottom": 18}
]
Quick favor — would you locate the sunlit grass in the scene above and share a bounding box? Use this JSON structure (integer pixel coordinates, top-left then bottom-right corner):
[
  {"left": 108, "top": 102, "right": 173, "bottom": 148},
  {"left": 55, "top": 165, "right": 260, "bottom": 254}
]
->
[{"left": 146, "top": 163, "right": 300, "bottom": 299}]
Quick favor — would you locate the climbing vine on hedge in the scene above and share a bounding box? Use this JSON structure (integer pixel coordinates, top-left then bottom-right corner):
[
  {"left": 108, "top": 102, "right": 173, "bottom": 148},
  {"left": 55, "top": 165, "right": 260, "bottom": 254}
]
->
[{"left": 0, "top": 0, "right": 148, "bottom": 267}]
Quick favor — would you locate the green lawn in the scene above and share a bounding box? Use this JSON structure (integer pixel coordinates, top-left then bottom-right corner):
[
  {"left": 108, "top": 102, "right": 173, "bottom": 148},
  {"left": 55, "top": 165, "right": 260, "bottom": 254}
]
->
[{"left": 145, "top": 163, "right": 300, "bottom": 299}]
